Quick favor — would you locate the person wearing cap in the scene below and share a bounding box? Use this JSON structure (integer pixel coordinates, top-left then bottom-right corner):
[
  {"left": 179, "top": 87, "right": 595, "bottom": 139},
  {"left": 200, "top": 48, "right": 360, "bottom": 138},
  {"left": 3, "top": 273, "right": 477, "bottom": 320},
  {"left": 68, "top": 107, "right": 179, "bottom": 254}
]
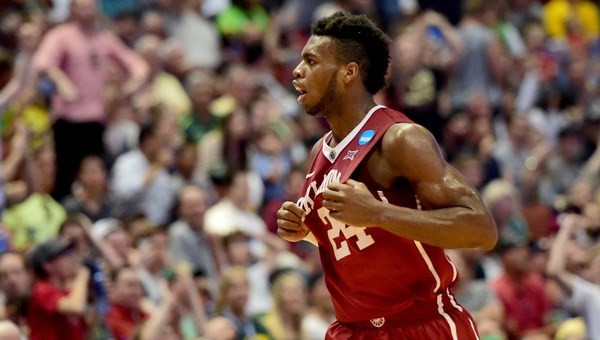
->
[{"left": 26, "top": 238, "right": 91, "bottom": 340}]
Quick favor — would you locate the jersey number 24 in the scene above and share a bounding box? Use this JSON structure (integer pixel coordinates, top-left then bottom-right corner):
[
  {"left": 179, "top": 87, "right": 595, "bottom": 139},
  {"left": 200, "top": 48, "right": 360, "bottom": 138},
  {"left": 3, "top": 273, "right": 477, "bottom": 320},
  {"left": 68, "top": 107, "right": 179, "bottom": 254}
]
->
[{"left": 318, "top": 206, "right": 375, "bottom": 260}]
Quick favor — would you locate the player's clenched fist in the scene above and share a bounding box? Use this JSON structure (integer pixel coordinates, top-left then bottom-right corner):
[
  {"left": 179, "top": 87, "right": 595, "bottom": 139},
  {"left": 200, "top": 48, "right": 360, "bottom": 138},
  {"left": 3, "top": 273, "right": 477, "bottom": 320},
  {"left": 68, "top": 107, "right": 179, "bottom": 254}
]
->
[{"left": 277, "top": 201, "right": 309, "bottom": 242}]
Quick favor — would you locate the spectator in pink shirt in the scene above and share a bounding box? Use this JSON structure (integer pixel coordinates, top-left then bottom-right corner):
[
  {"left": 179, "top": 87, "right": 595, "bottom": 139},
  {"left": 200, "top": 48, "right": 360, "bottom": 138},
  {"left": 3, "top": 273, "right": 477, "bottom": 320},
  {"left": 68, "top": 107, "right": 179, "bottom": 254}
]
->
[{"left": 32, "top": 0, "right": 148, "bottom": 201}]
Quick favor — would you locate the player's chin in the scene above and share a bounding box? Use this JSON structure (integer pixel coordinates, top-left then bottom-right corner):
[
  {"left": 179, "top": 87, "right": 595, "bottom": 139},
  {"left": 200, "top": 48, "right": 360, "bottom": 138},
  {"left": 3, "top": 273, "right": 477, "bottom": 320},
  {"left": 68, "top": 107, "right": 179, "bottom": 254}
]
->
[
  {"left": 304, "top": 103, "right": 320, "bottom": 117},
  {"left": 307, "top": 110, "right": 327, "bottom": 120}
]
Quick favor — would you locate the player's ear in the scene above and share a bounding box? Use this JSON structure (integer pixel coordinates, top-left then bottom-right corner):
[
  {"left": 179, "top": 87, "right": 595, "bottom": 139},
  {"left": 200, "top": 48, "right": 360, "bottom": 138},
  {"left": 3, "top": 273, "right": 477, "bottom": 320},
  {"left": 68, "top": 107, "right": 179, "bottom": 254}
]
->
[{"left": 342, "top": 62, "right": 360, "bottom": 84}]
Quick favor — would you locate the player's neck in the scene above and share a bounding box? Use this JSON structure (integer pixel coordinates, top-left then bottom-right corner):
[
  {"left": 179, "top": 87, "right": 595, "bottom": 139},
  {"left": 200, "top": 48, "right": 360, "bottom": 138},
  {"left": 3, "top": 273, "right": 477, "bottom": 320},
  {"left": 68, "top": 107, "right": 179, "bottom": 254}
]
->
[{"left": 326, "top": 96, "right": 376, "bottom": 147}]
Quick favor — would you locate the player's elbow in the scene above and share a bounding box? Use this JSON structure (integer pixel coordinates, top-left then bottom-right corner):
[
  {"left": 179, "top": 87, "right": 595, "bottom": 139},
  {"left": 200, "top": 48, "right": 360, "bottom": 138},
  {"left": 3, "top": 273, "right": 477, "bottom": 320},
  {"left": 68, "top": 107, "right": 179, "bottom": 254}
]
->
[
  {"left": 478, "top": 219, "right": 498, "bottom": 251},
  {"left": 465, "top": 203, "right": 498, "bottom": 250},
  {"left": 461, "top": 210, "right": 498, "bottom": 250}
]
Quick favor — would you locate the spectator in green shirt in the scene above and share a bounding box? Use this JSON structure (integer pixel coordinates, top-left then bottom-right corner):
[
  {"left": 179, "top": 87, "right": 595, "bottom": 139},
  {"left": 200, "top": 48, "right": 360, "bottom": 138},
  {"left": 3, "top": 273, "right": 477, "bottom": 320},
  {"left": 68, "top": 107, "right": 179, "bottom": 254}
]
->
[{"left": 216, "top": 0, "right": 270, "bottom": 63}]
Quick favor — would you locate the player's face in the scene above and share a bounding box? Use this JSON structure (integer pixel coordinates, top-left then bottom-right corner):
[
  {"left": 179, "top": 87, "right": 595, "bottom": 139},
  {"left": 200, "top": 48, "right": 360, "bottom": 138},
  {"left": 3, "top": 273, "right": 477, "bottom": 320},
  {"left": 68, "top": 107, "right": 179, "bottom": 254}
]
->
[{"left": 292, "top": 36, "right": 342, "bottom": 117}]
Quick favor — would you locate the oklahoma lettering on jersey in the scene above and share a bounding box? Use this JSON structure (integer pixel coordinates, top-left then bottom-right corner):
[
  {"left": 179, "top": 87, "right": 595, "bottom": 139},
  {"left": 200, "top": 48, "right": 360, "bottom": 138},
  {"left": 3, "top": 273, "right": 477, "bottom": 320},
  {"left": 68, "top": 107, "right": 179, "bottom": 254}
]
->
[{"left": 298, "top": 105, "right": 460, "bottom": 323}]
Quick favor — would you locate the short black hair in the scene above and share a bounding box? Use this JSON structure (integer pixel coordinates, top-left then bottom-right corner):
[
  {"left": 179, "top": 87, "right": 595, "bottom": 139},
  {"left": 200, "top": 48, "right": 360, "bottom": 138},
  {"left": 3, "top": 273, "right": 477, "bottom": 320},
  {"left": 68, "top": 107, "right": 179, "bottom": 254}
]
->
[
  {"left": 312, "top": 12, "right": 391, "bottom": 94},
  {"left": 58, "top": 216, "right": 83, "bottom": 237},
  {"left": 137, "top": 122, "right": 155, "bottom": 146},
  {"left": 27, "top": 240, "right": 75, "bottom": 279}
]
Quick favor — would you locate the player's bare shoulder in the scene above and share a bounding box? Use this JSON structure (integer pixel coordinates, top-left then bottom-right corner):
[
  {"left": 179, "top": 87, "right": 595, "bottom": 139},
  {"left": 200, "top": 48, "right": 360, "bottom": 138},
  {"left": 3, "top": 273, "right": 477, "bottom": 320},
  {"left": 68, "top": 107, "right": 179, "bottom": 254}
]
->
[
  {"left": 380, "top": 123, "right": 446, "bottom": 180},
  {"left": 382, "top": 122, "right": 437, "bottom": 148}
]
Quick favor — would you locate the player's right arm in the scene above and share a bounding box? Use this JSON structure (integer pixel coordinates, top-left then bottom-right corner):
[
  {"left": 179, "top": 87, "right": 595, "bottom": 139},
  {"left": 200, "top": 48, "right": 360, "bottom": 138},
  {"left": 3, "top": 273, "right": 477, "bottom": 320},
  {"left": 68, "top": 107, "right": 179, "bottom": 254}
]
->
[
  {"left": 276, "top": 136, "right": 323, "bottom": 245},
  {"left": 276, "top": 201, "right": 310, "bottom": 242}
]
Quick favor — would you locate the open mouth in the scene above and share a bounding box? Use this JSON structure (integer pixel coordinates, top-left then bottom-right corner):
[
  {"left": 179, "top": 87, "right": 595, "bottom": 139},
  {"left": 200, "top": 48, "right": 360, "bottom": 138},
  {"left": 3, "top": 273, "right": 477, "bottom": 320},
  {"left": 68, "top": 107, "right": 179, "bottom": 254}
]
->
[
  {"left": 292, "top": 81, "right": 304, "bottom": 92},
  {"left": 297, "top": 91, "right": 307, "bottom": 104},
  {"left": 293, "top": 81, "right": 307, "bottom": 103}
]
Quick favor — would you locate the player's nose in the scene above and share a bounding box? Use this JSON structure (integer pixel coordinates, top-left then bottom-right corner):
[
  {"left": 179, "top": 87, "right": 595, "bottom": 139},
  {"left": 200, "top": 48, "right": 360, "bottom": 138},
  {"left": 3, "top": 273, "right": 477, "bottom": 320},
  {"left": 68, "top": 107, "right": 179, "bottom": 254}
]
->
[{"left": 292, "top": 63, "right": 303, "bottom": 79}]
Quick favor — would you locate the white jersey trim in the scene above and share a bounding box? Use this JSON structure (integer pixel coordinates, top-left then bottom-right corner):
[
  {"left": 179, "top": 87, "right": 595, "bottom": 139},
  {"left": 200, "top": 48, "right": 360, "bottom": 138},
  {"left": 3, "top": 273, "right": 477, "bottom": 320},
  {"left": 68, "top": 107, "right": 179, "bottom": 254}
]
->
[
  {"left": 437, "top": 294, "right": 458, "bottom": 340},
  {"left": 449, "top": 254, "right": 458, "bottom": 282},
  {"left": 414, "top": 241, "right": 442, "bottom": 293},
  {"left": 380, "top": 191, "right": 445, "bottom": 294},
  {"left": 468, "top": 318, "right": 481, "bottom": 340},
  {"left": 447, "top": 288, "right": 463, "bottom": 312},
  {"left": 322, "top": 105, "right": 386, "bottom": 163}
]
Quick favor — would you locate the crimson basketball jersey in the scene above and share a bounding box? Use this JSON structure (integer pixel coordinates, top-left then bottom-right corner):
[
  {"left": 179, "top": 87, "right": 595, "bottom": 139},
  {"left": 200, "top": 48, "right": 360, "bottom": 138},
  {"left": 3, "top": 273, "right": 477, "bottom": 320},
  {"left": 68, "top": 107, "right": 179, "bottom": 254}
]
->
[{"left": 298, "top": 105, "right": 462, "bottom": 323}]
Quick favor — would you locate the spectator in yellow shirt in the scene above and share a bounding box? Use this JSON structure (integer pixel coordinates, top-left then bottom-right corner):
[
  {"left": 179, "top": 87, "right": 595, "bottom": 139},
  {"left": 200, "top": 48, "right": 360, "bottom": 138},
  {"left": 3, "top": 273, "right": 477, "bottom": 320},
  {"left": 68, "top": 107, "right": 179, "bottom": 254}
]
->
[{"left": 543, "top": 0, "right": 599, "bottom": 40}]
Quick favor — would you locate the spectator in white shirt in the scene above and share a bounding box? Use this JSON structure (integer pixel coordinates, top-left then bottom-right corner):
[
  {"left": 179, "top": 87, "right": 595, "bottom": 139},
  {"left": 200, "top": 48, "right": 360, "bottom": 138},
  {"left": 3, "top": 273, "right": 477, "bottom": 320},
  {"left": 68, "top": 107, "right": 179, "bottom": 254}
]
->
[
  {"left": 205, "top": 168, "right": 287, "bottom": 268},
  {"left": 547, "top": 214, "right": 600, "bottom": 340},
  {"left": 110, "top": 122, "right": 176, "bottom": 225},
  {"left": 168, "top": 184, "right": 224, "bottom": 295},
  {"left": 204, "top": 169, "right": 266, "bottom": 238}
]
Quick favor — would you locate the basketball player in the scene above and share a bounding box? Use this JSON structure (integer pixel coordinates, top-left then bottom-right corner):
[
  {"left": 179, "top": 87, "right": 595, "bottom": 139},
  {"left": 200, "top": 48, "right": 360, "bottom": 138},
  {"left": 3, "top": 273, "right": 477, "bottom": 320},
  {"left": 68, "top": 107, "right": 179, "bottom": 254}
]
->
[{"left": 277, "top": 12, "right": 498, "bottom": 339}]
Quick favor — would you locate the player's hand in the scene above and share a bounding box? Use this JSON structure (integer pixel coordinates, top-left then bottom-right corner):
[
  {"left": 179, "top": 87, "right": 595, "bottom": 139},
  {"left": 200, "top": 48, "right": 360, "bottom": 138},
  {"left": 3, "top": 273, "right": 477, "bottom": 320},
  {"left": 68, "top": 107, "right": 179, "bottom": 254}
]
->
[
  {"left": 322, "top": 179, "right": 382, "bottom": 228},
  {"left": 277, "top": 201, "right": 309, "bottom": 242}
]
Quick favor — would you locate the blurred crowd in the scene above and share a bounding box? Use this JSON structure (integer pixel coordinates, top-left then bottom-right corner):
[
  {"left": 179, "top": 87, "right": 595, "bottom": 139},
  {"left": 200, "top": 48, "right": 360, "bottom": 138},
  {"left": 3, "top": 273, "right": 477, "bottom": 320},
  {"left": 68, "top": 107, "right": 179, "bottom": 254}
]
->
[{"left": 0, "top": 0, "right": 600, "bottom": 339}]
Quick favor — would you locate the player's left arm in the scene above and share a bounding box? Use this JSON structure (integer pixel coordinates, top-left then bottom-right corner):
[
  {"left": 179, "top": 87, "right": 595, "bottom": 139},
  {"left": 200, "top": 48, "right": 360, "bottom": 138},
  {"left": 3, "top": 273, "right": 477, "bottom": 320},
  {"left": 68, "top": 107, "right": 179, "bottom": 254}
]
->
[{"left": 322, "top": 123, "right": 497, "bottom": 250}]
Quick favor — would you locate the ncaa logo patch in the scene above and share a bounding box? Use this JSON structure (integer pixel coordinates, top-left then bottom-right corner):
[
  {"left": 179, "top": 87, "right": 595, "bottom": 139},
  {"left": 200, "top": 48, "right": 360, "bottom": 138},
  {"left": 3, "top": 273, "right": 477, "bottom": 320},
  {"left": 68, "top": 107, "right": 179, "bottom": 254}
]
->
[{"left": 358, "top": 130, "right": 375, "bottom": 146}]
